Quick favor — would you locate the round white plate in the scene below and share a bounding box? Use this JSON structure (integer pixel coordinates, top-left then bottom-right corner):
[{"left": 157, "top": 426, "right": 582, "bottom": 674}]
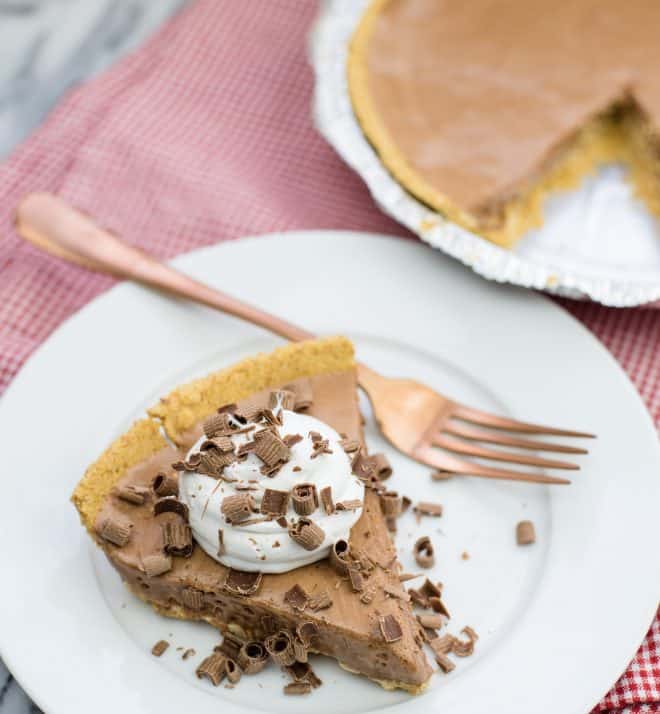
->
[
  {"left": 311, "top": 0, "right": 660, "bottom": 307},
  {"left": 0, "top": 233, "right": 658, "bottom": 714}
]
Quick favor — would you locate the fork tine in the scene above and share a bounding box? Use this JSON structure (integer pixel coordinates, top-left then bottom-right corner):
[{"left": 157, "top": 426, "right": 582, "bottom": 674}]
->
[
  {"left": 452, "top": 404, "right": 595, "bottom": 438},
  {"left": 431, "top": 434, "right": 580, "bottom": 470},
  {"left": 444, "top": 421, "right": 588, "bottom": 454},
  {"left": 416, "top": 446, "right": 571, "bottom": 485}
]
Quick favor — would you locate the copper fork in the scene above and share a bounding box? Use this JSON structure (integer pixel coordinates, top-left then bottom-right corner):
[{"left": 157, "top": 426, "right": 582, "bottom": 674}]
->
[{"left": 15, "top": 193, "right": 593, "bottom": 486}]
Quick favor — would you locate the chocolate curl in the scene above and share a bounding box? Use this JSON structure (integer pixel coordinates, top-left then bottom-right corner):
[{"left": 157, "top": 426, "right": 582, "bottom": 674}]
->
[
  {"left": 151, "top": 640, "right": 169, "bottom": 657},
  {"left": 292, "top": 635, "right": 308, "bottom": 663},
  {"left": 235, "top": 396, "right": 264, "bottom": 423},
  {"left": 98, "top": 515, "right": 132, "bottom": 546},
  {"left": 196, "top": 653, "right": 227, "bottom": 685},
  {"left": 268, "top": 389, "right": 296, "bottom": 411},
  {"left": 370, "top": 453, "right": 392, "bottom": 480},
  {"left": 204, "top": 412, "right": 234, "bottom": 438},
  {"left": 284, "top": 682, "right": 312, "bottom": 695},
  {"left": 339, "top": 437, "right": 360, "bottom": 453},
  {"left": 414, "top": 536, "right": 435, "bottom": 568},
  {"left": 237, "top": 642, "right": 269, "bottom": 674},
  {"left": 264, "top": 630, "right": 296, "bottom": 666},
  {"left": 162, "top": 521, "right": 193, "bottom": 557},
  {"left": 260, "top": 488, "right": 290, "bottom": 517},
  {"left": 288, "top": 518, "right": 325, "bottom": 551},
  {"left": 198, "top": 448, "right": 236, "bottom": 477},
  {"left": 516, "top": 520, "right": 536, "bottom": 545},
  {"left": 254, "top": 429, "right": 290, "bottom": 467},
  {"left": 378, "top": 614, "right": 403, "bottom": 644},
  {"left": 201, "top": 435, "right": 234, "bottom": 453},
  {"left": 329, "top": 538, "right": 350, "bottom": 575},
  {"left": 221, "top": 493, "right": 256, "bottom": 524},
  {"left": 142, "top": 552, "right": 172, "bottom": 577},
  {"left": 225, "top": 658, "right": 242, "bottom": 684},
  {"left": 152, "top": 471, "right": 178, "bottom": 497},
  {"left": 379, "top": 490, "right": 402, "bottom": 517},
  {"left": 319, "top": 486, "right": 334, "bottom": 515},
  {"left": 291, "top": 483, "right": 318, "bottom": 516},
  {"left": 116, "top": 484, "right": 149, "bottom": 505},
  {"left": 154, "top": 497, "right": 189, "bottom": 521}
]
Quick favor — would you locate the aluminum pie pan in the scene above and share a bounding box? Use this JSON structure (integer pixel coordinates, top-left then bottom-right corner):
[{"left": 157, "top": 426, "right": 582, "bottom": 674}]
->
[{"left": 310, "top": 0, "right": 660, "bottom": 307}]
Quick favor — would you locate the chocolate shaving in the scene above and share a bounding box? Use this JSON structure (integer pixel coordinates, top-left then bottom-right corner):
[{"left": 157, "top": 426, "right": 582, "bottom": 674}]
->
[
  {"left": 329, "top": 539, "right": 350, "bottom": 575},
  {"left": 350, "top": 547, "right": 374, "bottom": 573},
  {"left": 284, "top": 378, "right": 313, "bottom": 411},
  {"left": 516, "top": 520, "right": 536, "bottom": 545},
  {"left": 308, "top": 591, "right": 332, "bottom": 611},
  {"left": 386, "top": 517, "right": 397, "bottom": 533},
  {"left": 221, "top": 493, "right": 256, "bottom": 524},
  {"left": 296, "top": 621, "right": 319, "bottom": 648},
  {"left": 431, "top": 470, "right": 453, "bottom": 481},
  {"left": 234, "top": 397, "right": 264, "bottom": 423},
  {"left": 291, "top": 483, "right": 318, "bottom": 515},
  {"left": 196, "top": 653, "right": 227, "bottom": 685},
  {"left": 308, "top": 431, "right": 322, "bottom": 443},
  {"left": 284, "top": 584, "right": 310, "bottom": 612},
  {"left": 237, "top": 642, "right": 269, "bottom": 674},
  {"left": 276, "top": 516, "right": 288, "bottom": 528},
  {"left": 370, "top": 453, "right": 392, "bottom": 480},
  {"left": 260, "top": 488, "right": 290, "bottom": 516},
  {"left": 152, "top": 472, "right": 178, "bottom": 497},
  {"left": 181, "top": 587, "right": 204, "bottom": 610},
  {"left": 261, "top": 614, "right": 278, "bottom": 635},
  {"left": 217, "top": 631, "right": 243, "bottom": 661},
  {"left": 310, "top": 438, "right": 332, "bottom": 458},
  {"left": 285, "top": 661, "right": 322, "bottom": 688},
  {"left": 283, "top": 682, "right": 312, "bottom": 695},
  {"left": 200, "top": 435, "right": 234, "bottom": 453},
  {"left": 198, "top": 447, "right": 237, "bottom": 477},
  {"left": 401, "top": 495, "right": 412, "bottom": 512},
  {"left": 383, "top": 583, "right": 410, "bottom": 601},
  {"left": 154, "top": 497, "right": 189, "bottom": 521},
  {"left": 417, "top": 613, "right": 446, "bottom": 629},
  {"left": 429, "top": 596, "right": 450, "bottom": 618},
  {"left": 142, "top": 552, "right": 172, "bottom": 577},
  {"left": 116, "top": 484, "right": 149, "bottom": 505},
  {"left": 379, "top": 490, "right": 402, "bottom": 516},
  {"left": 98, "top": 515, "right": 132, "bottom": 547},
  {"left": 253, "top": 429, "right": 290, "bottom": 467},
  {"left": 399, "top": 572, "right": 420, "bottom": 583},
  {"left": 204, "top": 412, "right": 236, "bottom": 438},
  {"left": 348, "top": 568, "right": 364, "bottom": 592},
  {"left": 292, "top": 634, "right": 308, "bottom": 663},
  {"left": 462, "top": 625, "right": 478, "bottom": 642},
  {"left": 351, "top": 449, "right": 377, "bottom": 480},
  {"left": 378, "top": 614, "right": 403, "bottom": 643},
  {"left": 162, "top": 521, "right": 193, "bottom": 557},
  {"left": 413, "top": 536, "right": 435, "bottom": 568},
  {"left": 319, "top": 486, "right": 335, "bottom": 515},
  {"left": 225, "top": 658, "right": 242, "bottom": 684},
  {"left": 223, "top": 569, "right": 262, "bottom": 596},
  {"left": 264, "top": 630, "right": 296, "bottom": 666},
  {"left": 283, "top": 433, "right": 303, "bottom": 447},
  {"left": 151, "top": 640, "right": 169, "bottom": 657},
  {"left": 414, "top": 501, "right": 443, "bottom": 517},
  {"left": 182, "top": 648, "right": 196, "bottom": 660},
  {"left": 288, "top": 518, "right": 325, "bottom": 550},
  {"left": 339, "top": 437, "right": 360, "bottom": 453},
  {"left": 430, "top": 634, "right": 455, "bottom": 656},
  {"left": 435, "top": 653, "right": 456, "bottom": 673},
  {"left": 335, "top": 499, "right": 362, "bottom": 511},
  {"left": 269, "top": 389, "right": 297, "bottom": 411},
  {"left": 360, "top": 587, "right": 376, "bottom": 604}
]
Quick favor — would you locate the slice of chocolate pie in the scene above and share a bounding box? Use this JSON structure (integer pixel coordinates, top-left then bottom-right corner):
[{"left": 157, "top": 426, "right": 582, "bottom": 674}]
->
[{"left": 72, "top": 337, "right": 432, "bottom": 693}]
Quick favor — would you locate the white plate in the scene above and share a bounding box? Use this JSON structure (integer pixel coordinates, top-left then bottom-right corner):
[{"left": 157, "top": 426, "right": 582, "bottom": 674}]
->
[
  {"left": 311, "top": 0, "right": 660, "bottom": 307},
  {"left": 0, "top": 232, "right": 658, "bottom": 714}
]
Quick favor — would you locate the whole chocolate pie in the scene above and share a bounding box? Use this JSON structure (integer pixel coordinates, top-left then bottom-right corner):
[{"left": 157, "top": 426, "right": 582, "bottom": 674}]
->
[
  {"left": 349, "top": 0, "right": 660, "bottom": 247},
  {"left": 72, "top": 337, "right": 433, "bottom": 693}
]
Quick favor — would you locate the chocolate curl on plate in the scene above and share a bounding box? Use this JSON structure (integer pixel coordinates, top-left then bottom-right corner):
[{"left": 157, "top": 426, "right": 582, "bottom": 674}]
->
[
  {"left": 162, "top": 521, "right": 193, "bottom": 557},
  {"left": 225, "top": 658, "right": 242, "bottom": 684},
  {"left": 196, "top": 653, "right": 227, "bottom": 686},
  {"left": 414, "top": 536, "right": 435, "bottom": 568},
  {"left": 516, "top": 520, "right": 536, "bottom": 545},
  {"left": 221, "top": 493, "right": 256, "bottom": 524},
  {"left": 237, "top": 642, "right": 269, "bottom": 674},
  {"left": 152, "top": 471, "right": 178, "bottom": 497},
  {"left": 264, "top": 630, "right": 296, "bottom": 666},
  {"left": 329, "top": 538, "right": 350, "bottom": 575},
  {"left": 379, "top": 490, "right": 402, "bottom": 517},
  {"left": 291, "top": 483, "right": 318, "bottom": 516},
  {"left": 154, "top": 497, "right": 189, "bottom": 521},
  {"left": 269, "top": 389, "right": 297, "bottom": 411},
  {"left": 288, "top": 518, "right": 325, "bottom": 550},
  {"left": 451, "top": 626, "right": 478, "bottom": 657},
  {"left": 115, "top": 484, "right": 149, "bottom": 505},
  {"left": 320, "top": 485, "right": 334, "bottom": 515},
  {"left": 98, "top": 515, "right": 132, "bottom": 546},
  {"left": 142, "top": 552, "right": 172, "bottom": 577},
  {"left": 370, "top": 453, "right": 392, "bottom": 480}
]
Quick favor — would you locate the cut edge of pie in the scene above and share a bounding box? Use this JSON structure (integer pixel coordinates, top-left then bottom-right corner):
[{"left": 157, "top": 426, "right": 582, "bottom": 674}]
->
[
  {"left": 348, "top": 0, "right": 660, "bottom": 248},
  {"left": 72, "top": 336, "right": 434, "bottom": 694}
]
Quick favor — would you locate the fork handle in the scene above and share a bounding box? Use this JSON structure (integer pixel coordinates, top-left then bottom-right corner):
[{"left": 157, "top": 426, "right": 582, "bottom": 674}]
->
[{"left": 15, "top": 193, "right": 313, "bottom": 343}]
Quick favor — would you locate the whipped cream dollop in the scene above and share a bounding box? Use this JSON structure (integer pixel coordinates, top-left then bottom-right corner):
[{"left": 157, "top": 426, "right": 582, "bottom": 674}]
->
[{"left": 178, "top": 409, "right": 365, "bottom": 573}]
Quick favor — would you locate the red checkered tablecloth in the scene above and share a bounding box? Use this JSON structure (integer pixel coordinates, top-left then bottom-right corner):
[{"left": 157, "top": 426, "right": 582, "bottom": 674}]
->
[{"left": 0, "top": 1, "right": 657, "bottom": 710}]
